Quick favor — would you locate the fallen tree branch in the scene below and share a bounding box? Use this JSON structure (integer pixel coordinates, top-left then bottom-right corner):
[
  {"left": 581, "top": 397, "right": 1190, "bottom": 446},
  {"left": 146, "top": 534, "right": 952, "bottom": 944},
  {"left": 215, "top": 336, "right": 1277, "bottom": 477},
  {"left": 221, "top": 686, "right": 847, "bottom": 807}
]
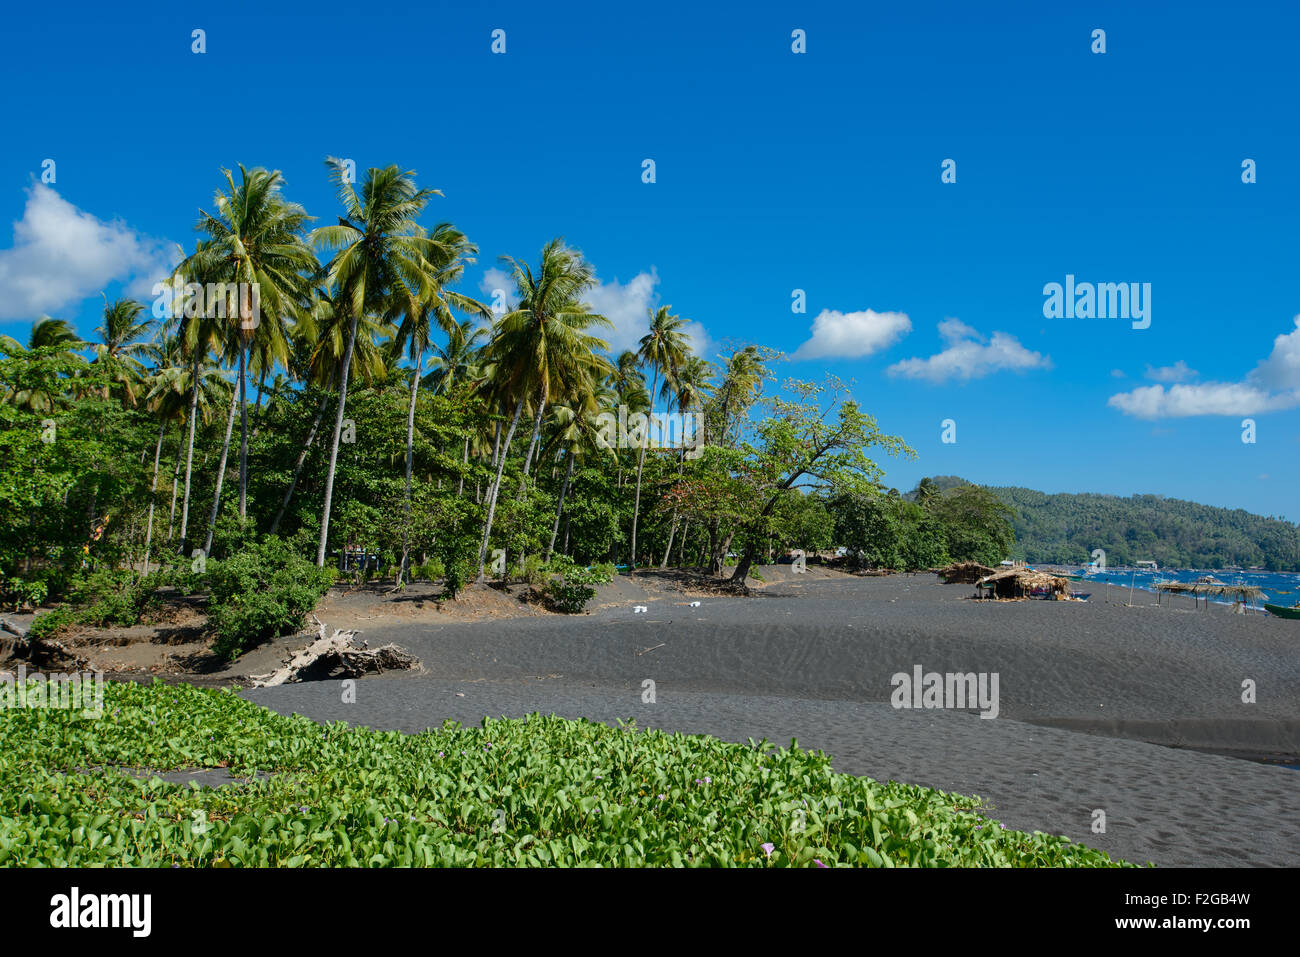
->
[{"left": 250, "top": 617, "right": 421, "bottom": 687}]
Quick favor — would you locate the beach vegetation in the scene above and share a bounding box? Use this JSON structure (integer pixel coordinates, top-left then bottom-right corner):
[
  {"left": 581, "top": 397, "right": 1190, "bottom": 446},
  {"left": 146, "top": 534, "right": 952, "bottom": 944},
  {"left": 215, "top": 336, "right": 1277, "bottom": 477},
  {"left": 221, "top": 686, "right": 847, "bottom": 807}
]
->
[{"left": 0, "top": 679, "right": 1135, "bottom": 868}]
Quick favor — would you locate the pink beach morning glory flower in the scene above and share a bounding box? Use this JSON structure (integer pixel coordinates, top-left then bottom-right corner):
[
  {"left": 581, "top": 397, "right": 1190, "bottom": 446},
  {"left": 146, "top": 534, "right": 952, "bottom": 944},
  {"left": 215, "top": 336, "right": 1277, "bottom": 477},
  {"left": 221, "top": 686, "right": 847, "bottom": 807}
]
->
[{"left": 760, "top": 843, "right": 775, "bottom": 857}]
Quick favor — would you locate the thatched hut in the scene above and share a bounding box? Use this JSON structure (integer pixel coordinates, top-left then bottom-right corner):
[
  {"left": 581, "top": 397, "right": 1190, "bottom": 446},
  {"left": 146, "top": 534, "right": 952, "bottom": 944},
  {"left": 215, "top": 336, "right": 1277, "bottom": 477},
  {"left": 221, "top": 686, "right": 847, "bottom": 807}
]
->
[
  {"left": 975, "top": 568, "right": 1070, "bottom": 600},
  {"left": 939, "top": 562, "right": 996, "bottom": 584}
]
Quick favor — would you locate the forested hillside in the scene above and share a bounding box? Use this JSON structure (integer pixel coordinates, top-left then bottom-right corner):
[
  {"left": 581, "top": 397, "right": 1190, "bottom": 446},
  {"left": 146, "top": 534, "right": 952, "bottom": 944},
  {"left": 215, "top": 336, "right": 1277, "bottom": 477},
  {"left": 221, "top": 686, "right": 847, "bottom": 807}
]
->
[{"left": 909, "top": 477, "right": 1300, "bottom": 570}]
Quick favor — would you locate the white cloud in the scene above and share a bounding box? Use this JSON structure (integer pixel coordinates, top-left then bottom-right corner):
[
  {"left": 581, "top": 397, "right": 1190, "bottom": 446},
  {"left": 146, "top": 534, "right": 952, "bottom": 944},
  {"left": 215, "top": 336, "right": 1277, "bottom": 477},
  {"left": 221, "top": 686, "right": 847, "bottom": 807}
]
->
[
  {"left": 1107, "top": 382, "right": 1300, "bottom": 420},
  {"left": 1250, "top": 314, "right": 1300, "bottom": 391},
  {"left": 0, "top": 183, "right": 176, "bottom": 320},
  {"left": 791, "top": 308, "right": 911, "bottom": 360},
  {"left": 1109, "top": 316, "right": 1300, "bottom": 418},
  {"left": 1144, "top": 360, "right": 1197, "bottom": 383},
  {"left": 886, "top": 319, "right": 1051, "bottom": 383},
  {"left": 581, "top": 268, "right": 660, "bottom": 355}
]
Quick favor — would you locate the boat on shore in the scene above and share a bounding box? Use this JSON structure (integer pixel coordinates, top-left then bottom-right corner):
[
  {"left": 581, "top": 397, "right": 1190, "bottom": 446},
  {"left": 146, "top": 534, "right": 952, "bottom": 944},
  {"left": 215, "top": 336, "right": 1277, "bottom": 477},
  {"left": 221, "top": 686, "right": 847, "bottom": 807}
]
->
[{"left": 1264, "top": 602, "right": 1300, "bottom": 620}]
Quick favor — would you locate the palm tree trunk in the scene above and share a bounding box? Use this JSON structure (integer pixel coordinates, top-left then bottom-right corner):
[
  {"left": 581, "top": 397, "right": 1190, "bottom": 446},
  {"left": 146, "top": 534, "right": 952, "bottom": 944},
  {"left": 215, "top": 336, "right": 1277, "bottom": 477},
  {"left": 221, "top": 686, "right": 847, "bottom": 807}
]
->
[
  {"left": 476, "top": 397, "right": 524, "bottom": 581},
  {"left": 546, "top": 452, "right": 575, "bottom": 561},
  {"left": 661, "top": 449, "right": 687, "bottom": 568},
  {"left": 457, "top": 435, "right": 468, "bottom": 497},
  {"left": 517, "top": 386, "right": 546, "bottom": 500},
  {"left": 398, "top": 350, "right": 422, "bottom": 586},
  {"left": 269, "top": 394, "right": 328, "bottom": 535},
  {"left": 630, "top": 371, "right": 658, "bottom": 566},
  {"left": 177, "top": 354, "right": 200, "bottom": 553},
  {"left": 166, "top": 441, "right": 182, "bottom": 542},
  {"left": 238, "top": 342, "right": 248, "bottom": 522},
  {"left": 140, "top": 422, "right": 165, "bottom": 578},
  {"left": 202, "top": 382, "right": 240, "bottom": 555},
  {"left": 316, "top": 312, "right": 359, "bottom": 567}
]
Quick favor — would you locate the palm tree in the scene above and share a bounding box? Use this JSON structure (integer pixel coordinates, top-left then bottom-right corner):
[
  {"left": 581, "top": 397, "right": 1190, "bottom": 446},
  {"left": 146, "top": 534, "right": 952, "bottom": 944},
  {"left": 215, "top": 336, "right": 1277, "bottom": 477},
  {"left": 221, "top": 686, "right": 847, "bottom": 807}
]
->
[
  {"left": 168, "top": 249, "right": 226, "bottom": 557},
  {"left": 423, "top": 317, "right": 487, "bottom": 396},
  {"left": 0, "top": 318, "right": 86, "bottom": 411},
  {"left": 267, "top": 290, "right": 390, "bottom": 535},
  {"left": 661, "top": 353, "right": 713, "bottom": 567},
  {"left": 630, "top": 306, "right": 688, "bottom": 565},
  {"left": 474, "top": 240, "right": 612, "bottom": 581},
  {"left": 386, "top": 225, "right": 489, "bottom": 585},
  {"left": 193, "top": 165, "right": 317, "bottom": 522},
  {"left": 91, "top": 296, "right": 154, "bottom": 406},
  {"left": 309, "top": 159, "right": 450, "bottom": 566},
  {"left": 542, "top": 379, "right": 615, "bottom": 560}
]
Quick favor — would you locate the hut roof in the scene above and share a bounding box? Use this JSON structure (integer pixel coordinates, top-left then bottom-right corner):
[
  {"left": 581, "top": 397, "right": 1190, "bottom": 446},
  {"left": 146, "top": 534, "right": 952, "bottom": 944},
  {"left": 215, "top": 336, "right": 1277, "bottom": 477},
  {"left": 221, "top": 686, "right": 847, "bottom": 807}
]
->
[
  {"left": 976, "top": 568, "right": 1071, "bottom": 597},
  {"left": 939, "top": 562, "right": 996, "bottom": 583},
  {"left": 1154, "top": 581, "right": 1263, "bottom": 600}
]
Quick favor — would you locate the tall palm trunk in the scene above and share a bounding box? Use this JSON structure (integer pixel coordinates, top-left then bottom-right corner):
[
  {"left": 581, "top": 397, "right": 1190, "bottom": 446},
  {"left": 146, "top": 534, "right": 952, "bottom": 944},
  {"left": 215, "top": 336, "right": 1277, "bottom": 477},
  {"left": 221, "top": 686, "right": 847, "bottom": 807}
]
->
[
  {"left": 177, "top": 354, "right": 201, "bottom": 553},
  {"left": 202, "top": 382, "right": 240, "bottom": 555},
  {"left": 238, "top": 342, "right": 248, "bottom": 522},
  {"left": 140, "top": 422, "right": 165, "bottom": 578},
  {"left": 661, "top": 449, "right": 687, "bottom": 568},
  {"left": 316, "top": 312, "right": 359, "bottom": 567},
  {"left": 457, "top": 435, "right": 468, "bottom": 497},
  {"left": 476, "top": 397, "right": 524, "bottom": 581},
  {"left": 269, "top": 395, "right": 328, "bottom": 535},
  {"left": 546, "top": 452, "right": 576, "bottom": 561},
  {"left": 517, "top": 385, "right": 546, "bottom": 501},
  {"left": 398, "top": 350, "right": 422, "bottom": 586},
  {"left": 630, "top": 371, "right": 658, "bottom": 565},
  {"left": 166, "top": 443, "right": 183, "bottom": 542}
]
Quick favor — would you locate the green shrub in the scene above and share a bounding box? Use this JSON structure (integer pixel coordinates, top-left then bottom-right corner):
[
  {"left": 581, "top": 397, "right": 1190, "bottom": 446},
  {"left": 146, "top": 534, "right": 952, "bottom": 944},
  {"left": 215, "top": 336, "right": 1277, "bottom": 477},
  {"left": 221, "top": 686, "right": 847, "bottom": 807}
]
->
[
  {"left": 67, "top": 569, "right": 159, "bottom": 627},
  {"left": 521, "top": 554, "right": 548, "bottom": 587},
  {"left": 24, "top": 605, "right": 77, "bottom": 643},
  {"left": 0, "top": 573, "right": 48, "bottom": 611},
  {"left": 206, "top": 539, "right": 332, "bottom": 660},
  {"left": 441, "top": 559, "right": 469, "bottom": 601},
  {"left": 544, "top": 566, "right": 601, "bottom": 613}
]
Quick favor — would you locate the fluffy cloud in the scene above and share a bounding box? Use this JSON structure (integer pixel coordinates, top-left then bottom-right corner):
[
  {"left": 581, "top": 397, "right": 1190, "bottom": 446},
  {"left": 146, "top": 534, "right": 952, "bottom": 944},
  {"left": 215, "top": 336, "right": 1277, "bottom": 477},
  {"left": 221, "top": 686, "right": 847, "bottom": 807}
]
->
[
  {"left": 0, "top": 184, "right": 176, "bottom": 320},
  {"left": 1144, "top": 360, "right": 1197, "bottom": 383},
  {"left": 886, "top": 318, "right": 1051, "bottom": 383},
  {"left": 1107, "top": 382, "right": 1298, "bottom": 419},
  {"left": 790, "top": 308, "right": 911, "bottom": 360},
  {"left": 1109, "top": 316, "right": 1300, "bottom": 418},
  {"left": 580, "top": 268, "right": 661, "bottom": 355},
  {"left": 1250, "top": 315, "right": 1300, "bottom": 391}
]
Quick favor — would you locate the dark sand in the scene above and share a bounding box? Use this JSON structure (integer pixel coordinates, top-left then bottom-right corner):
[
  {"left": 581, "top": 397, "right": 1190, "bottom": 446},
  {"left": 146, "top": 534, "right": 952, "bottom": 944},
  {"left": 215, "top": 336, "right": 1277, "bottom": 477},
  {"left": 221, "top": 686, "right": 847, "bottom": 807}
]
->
[{"left": 244, "top": 570, "right": 1300, "bottom": 867}]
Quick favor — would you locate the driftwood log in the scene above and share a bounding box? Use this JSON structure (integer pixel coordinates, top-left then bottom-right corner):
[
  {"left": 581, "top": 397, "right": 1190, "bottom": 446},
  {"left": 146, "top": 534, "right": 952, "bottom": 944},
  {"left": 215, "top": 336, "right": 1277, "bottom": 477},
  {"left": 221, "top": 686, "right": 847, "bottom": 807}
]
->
[
  {"left": 1, "top": 617, "right": 88, "bottom": 670},
  {"left": 250, "top": 618, "right": 421, "bottom": 688}
]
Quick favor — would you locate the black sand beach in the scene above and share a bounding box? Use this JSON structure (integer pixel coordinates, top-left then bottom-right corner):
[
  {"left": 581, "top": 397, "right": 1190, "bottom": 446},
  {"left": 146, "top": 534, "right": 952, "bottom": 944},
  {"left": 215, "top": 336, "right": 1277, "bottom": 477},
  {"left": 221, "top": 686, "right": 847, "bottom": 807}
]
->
[{"left": 244, "top": 570, "right": 1300, "bottom": 867}]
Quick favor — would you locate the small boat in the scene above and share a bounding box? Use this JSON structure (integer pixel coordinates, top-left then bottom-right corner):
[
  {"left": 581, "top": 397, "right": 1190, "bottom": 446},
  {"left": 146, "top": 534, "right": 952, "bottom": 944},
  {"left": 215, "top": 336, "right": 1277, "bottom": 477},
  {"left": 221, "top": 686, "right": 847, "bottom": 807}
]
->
[
  {"left": 1264, "top": 603, "right": 1300, "bottom": 620},
  {"left": 1197, "top": 575, "right": 1227, "bottom": 586}
]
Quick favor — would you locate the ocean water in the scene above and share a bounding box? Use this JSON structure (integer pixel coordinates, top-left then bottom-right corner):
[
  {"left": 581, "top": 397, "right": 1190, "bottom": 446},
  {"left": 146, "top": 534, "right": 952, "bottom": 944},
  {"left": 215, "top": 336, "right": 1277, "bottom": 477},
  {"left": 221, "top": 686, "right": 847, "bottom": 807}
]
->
[{"left": 1053, "top": 567, "right": 1300, "bottom": 609}]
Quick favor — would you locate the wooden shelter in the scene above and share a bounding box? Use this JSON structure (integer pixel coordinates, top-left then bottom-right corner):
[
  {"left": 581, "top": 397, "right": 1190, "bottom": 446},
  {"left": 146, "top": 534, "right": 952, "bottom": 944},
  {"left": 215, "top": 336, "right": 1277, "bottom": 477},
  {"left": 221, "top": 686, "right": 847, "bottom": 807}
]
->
[
  {"left": 1154, "top": 581, "right": 1264, "bottom": 611},
  {"left": 975, "top": 568, "right": 1070, "bottom": 600},
  {"left": 939, "top": 562, "right": 996, "bottom": 584}
]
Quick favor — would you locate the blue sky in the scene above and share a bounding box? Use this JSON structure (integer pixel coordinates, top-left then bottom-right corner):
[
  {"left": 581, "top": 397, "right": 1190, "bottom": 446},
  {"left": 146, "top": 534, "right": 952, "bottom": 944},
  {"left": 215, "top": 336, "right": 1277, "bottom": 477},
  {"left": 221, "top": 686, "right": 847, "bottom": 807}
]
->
[{"left": 2, "top": 0, "right": 1297, "bottom": 518}]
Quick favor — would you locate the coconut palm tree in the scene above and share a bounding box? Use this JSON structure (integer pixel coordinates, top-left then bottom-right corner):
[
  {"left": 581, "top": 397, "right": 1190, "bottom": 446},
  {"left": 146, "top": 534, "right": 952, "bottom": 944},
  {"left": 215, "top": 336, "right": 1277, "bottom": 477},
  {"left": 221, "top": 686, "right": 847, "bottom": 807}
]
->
[
  {"left": 267, "top": 290, "right": 390, "bottom": 536},
  {"left": 91, "top": 296, "right": 155, "bottom": 406},
  {"left": 661, "top": 353, "right": 713, "bottom": 567},
  {"left": 0, "top": 318, "right": 87, "bottom": 411},
  {"left": 423, "top": 317, "right": 487, "bottom": 396},
  {"left": 386, "top": 225, "right": 489, "bottom": 585},
  {"left": 193, "top": 165, "right": 317, "bottom": 522},
  {"left": 474, "top": 240, "right": 612, "bottom": 581},
  {"left": 630, "top": 306, "right": 688, "bottom": 565},
  {"left": 168, "top": 248, "right": 227, "bottom": 557},
  {"left": 309, "top": 159, "right": 450, "bottom": 567}
]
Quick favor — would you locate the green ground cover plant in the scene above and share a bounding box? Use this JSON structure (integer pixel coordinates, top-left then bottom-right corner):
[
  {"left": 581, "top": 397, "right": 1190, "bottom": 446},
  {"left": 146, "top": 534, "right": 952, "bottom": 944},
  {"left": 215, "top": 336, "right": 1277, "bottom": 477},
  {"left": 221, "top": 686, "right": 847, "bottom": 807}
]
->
[{"left": 0, "top": 680, "right": 1134, "bottom": 868}]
